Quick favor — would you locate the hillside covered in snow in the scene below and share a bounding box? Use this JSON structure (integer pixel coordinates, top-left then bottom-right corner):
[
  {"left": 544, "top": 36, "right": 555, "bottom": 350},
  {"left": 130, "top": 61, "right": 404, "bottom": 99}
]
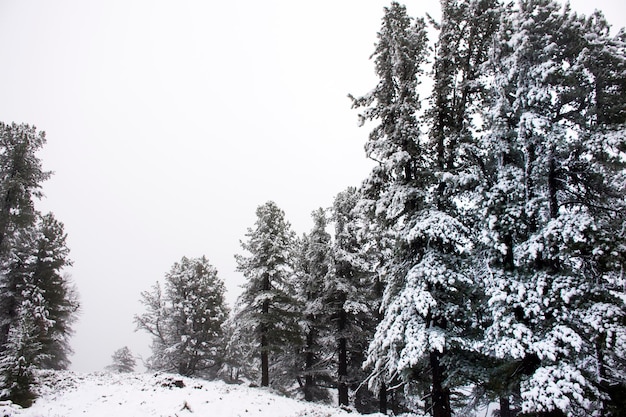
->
[{"left": 2, "top": 371, "right": 368, "bottom": 417}]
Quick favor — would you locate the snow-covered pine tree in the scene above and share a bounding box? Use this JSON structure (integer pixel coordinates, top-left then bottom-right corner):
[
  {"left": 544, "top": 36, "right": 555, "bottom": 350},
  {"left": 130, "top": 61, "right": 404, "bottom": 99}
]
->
[
  {"left": 233, "top": 201, "right": 301, "bottom": 388},
  {"left": 30, "top": 213, "right": 77, "bottom": 370},
  {"left": 471, "top": 3, "right": 528, "bottom": 414},
  {"left": 220, "top": 308, "right": 258, "bottom": 383},
  {"left": 0, "top": 304, "right": 42, "bottom": 407},
  {"left": 329, "top": 187, "right": 380, "bottom": 412},
  {"left": 0, "top": 123, "right": 51, "bottom": 348},
  {"left": 294, "top": 208, "right": 333, "bottom": 402},
  {"left": 107, "top": 346, "right": 136, "bottom": 373},
  {"left": 576, "top": 15, "right": 626, "bottom": 416},
  {"left": 351, "top": 3, "right": 444, "bottom": 413},
  {"left": 478, "top": 1, "right": 626, "bottom": 415},
  {"left": 352, "top": 169, "right": 399, "bottom": 413},
  {"left": 165, "top": 256, "right": 227, "bottom": 377},
  {"left": 0, "top": 229, "right": 55, "bottom": 406},
  {"left": 0, "top": 123, "right": 76, "bottom": 404},
  {"left": 0, "top": 123, "right": 50, "bottom": 254},
  {"left": 423, "top": 0, "right": 500, "bottom": 414},
  {"left": 352, "top": 1, "right": 498, "bottom": 415},
  {"left": 0, "top": 214, "right": 76, "bottom": 373},
  {"left": 135, "top": 256, "right": 228, "bottom": 377}
]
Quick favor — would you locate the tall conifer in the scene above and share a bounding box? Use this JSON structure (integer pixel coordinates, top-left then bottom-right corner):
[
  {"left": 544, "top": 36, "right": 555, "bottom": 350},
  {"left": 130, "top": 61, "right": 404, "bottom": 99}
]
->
[{"left": 234, "top": 201, "right": 300, "bottom": 388}]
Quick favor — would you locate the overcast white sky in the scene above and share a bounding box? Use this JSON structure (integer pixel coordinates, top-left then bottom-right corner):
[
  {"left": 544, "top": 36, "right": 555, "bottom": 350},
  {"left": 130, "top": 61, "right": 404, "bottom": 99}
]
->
[{"left": 0, "top": 0, "right": 624, "bottom": 372}]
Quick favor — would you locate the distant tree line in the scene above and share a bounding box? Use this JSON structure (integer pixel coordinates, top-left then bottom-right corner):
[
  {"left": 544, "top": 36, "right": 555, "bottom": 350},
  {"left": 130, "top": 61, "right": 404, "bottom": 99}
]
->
[
  {"left": 137, "top": 1, "right": 626, "bottom": 416},
  {"left": 0, "top": 122, "right": 78, "bottom": 407}
]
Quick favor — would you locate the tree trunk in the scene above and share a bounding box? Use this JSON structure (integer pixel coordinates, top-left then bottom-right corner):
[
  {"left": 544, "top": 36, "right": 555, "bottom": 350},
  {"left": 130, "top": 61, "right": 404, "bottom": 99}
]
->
[
  {"left": 304, "top": 321, "right": 315, "bottom": 401},
  {"left": 430, "top": 350, "right": 451, "bottom": 417},
  {"left": 547, "top": 153, "right": 558, "bottom": 220},
  {"left": 500, "top": 396, "right": 512, "bottom": 417},
  {"left": 261, "top": 296, "right": 270, "bottom": 387},
  {"left": 261, "top": 332, "right": 269, "bottom": 387},
  {"left": 337, "top": 307, "right": 348, "bottom": 407},
  {"left": 379, "top": 382, "right": 387, "bottom": 415}
]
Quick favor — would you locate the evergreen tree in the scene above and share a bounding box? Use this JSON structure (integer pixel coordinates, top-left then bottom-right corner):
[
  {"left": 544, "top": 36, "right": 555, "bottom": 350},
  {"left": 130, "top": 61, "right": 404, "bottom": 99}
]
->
[
  {"left": 352, "top": 1, "right": 497, "bottom": 415},
  {"left": 350, "top": 3, "right": 431, "bottom": 413},
  {"left": 0, "top": 306, "right": 41, "bottom": 407},
  {"left": 166, "top": 256, "right": 228, "bottom": 376},
  {"left": 233, "top": 201, "right": 301, "bottom": 388},
  {"left": 107, "top": 346, "right": 137, "bottom": 373},
  {"left": 478, "top": 1, "right": 626, "bottom": 415},
  {"left": 220, "top": 310, "right": 258, "bottom": 383},
  {"left": 0, "top": 123, "right": 50, "bottom": 253},
  {"left": 135, "top": 256, "right": 228, "bottom": 377},
  {"left": 0, "top": 123, "right": 51, "bottom": 348},
  {"left": 0, "top": 123, "right": 76, "bottom": 405},
  {"left": 330, "top": 187, "right": 380, "bottom": 412},
  {"left": 294, "top": 208, "right": 333, "bottom": 402},
  {"left": 31, "top": 213, "right": 77, "bottom": 370}
]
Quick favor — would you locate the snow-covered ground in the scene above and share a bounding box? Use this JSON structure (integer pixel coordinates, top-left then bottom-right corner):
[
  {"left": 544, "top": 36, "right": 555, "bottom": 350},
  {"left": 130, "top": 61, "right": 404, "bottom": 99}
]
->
[{"left": 2, "top": 370, "right": 372, "bottom": 417}]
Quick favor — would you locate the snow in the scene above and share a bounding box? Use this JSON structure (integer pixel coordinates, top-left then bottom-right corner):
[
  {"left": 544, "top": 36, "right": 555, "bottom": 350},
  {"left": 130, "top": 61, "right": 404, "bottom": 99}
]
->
[
  {"left": 520, "top": 364, "right": 593, "bottom": 414},
  {"left": 7, "top": 370, "right": 365, "bottom": 417}
]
